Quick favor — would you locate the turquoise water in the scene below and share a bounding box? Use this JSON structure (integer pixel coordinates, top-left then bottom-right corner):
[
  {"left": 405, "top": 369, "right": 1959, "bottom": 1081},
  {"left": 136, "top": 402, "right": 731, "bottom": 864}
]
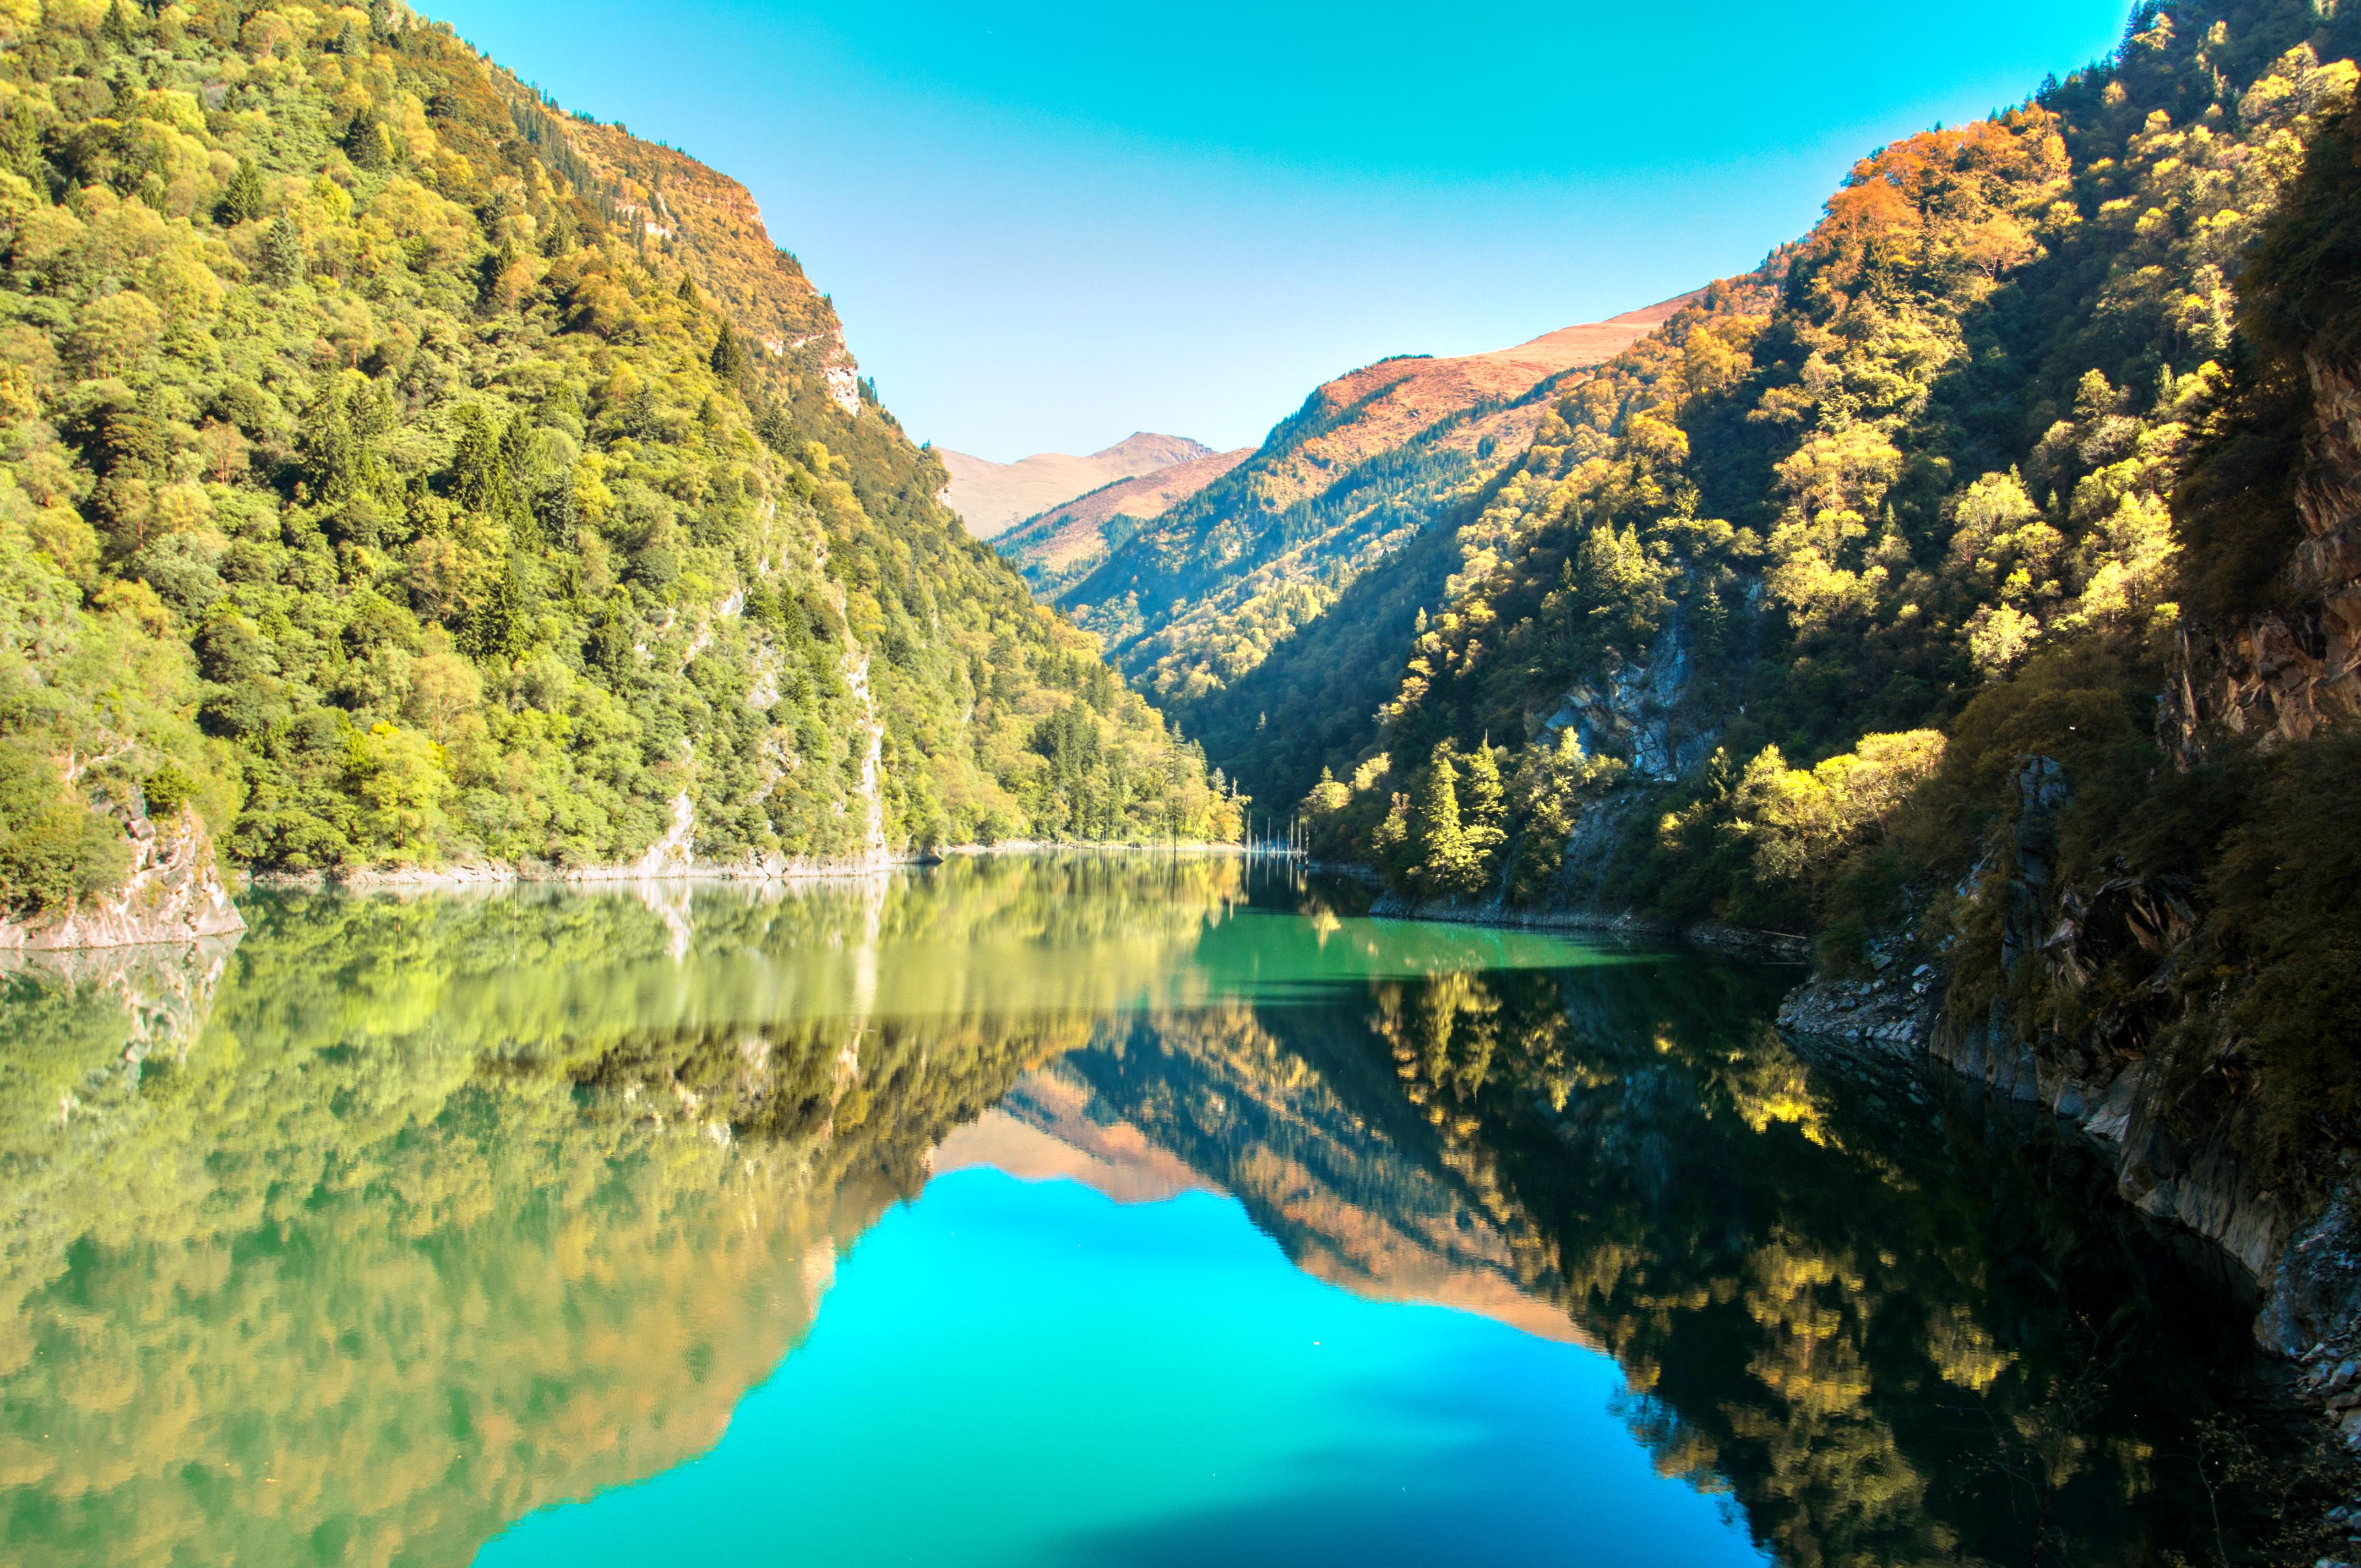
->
[
  {"left": 0, "top": 856, "right": 2288, "bottom": 1566},
  {"left": 477, "top": 1169, "right": 1761, "bottom": 1567}
]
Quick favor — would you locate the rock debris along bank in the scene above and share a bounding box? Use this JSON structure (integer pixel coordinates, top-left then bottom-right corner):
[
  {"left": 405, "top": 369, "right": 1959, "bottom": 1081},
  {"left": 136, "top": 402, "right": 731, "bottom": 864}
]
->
[
  {"left": 0, "top": 801, "right": 243, "bottom": 953},
  {"left": 1781, "top": 940, "right": 2361, "bottom": 1454},
  {"left": 243, "top": 840, "right": 1258, "bottom": 893}
]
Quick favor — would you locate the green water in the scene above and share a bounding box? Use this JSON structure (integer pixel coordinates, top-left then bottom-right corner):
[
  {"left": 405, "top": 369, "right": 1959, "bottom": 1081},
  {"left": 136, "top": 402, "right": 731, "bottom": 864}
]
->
[{"left": 0, "top": 857, "right": 2286, "bottom": 1566}]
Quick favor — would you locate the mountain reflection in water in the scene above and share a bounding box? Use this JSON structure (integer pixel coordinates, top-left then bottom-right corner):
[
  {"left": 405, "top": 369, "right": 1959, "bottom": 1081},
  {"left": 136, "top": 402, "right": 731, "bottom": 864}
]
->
[{"left": 0, "top": 857, "right": 2283, "bottom": 1566}]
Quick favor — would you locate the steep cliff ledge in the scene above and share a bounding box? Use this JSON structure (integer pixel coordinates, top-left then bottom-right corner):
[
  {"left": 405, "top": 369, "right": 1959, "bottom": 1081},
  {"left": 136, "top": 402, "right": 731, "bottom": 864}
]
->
[{"left": 0, "top": 804, "right": 243, "bottom": 952}]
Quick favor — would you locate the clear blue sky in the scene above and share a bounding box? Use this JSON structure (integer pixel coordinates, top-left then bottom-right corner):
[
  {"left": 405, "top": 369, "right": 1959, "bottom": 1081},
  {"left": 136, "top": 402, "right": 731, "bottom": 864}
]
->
[{"left": 429, "top": 1, "right": 2135, "bottom": 461}]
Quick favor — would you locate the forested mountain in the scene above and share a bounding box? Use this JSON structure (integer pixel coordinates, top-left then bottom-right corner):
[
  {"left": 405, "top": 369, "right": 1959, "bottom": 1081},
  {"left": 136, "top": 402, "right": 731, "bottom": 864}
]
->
[
  {"left": 0, "top": 0, "right": 1237, "bottom": 923},
  {"left": 1054, "top": 300, "right": 1691, "bottom": 717},
  {"left": 1259, "top": 1, "right": 2361, "bottom": 1222}
]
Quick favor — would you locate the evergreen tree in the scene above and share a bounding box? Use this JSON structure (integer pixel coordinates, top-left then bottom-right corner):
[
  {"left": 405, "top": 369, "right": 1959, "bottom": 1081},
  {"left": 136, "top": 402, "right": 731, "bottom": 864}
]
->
[
  {"left": 259, "top": 214, "right": 305, "bottom": 286},
  {"left": 710, "top": 324, "right": 747, "bottom": 383},
  {"left": 464, "top": 563, "right": 528, "bottom": 665},
  {"left": 1462, "top": 742, "right": 1505, "bottom": 836},
  {"left": 2, "top": 106, "right": 43, "bottom": 187},
  {"left": 1411, "top": 742, "right": 1479, "bottom": 898},
  {"left": 344, "top": 112, "right": 393, "bottom": 172},
  {"left": 218, "top": 158, "right": 266, "bottom": 226},
  {"left": 97, "top": 0, "right": 135, "bottom": 51},
  {"left": 449, "top": 406, "right": 532, "bottom": 536}
]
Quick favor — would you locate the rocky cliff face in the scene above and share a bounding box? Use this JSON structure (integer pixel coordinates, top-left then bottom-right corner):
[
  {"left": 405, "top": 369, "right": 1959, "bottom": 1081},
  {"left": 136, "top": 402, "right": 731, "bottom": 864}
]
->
[
  {"left": 0, "top": 803, "right": 243, "bottom": 952},
  {"left": 2166, "top": 357, "right": 2361, "bottom": 754}
]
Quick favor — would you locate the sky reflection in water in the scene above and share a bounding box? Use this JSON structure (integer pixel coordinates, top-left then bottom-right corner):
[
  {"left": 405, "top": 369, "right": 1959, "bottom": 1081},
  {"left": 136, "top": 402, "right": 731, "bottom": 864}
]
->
[{"left": 477, "top": 1172, "right": 1762, "bottom": 1568}]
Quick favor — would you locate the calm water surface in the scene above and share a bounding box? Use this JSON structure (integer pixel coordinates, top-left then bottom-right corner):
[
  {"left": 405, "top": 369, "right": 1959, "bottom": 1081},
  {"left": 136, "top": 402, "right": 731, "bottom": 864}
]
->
[{"left": 0, "top": 857, "right": 2278, "bottom": 1566}]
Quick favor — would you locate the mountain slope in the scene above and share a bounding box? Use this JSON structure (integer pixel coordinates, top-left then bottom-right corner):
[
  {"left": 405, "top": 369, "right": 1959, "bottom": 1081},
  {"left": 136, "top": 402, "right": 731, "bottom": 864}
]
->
[
  {"left": 0, "top": 0, "right": 1237, "bottom": 922},
  {"left": 940, "top": 431, "right": 1215, "bottom": 538},
  {"left": 1056, "top": 297, "right": 1695, "bottom": 715},
  {"left": 996, "top": 442, "right": 1251, "bottom": 595},
  {"left": 1262, "top": 0, "right": 2361, "bottom": 1313}
]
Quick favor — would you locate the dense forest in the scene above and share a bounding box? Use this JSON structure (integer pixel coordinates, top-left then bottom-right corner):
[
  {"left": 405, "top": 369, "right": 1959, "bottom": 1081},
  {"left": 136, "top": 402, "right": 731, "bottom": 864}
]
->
[
  {"left": 0, "top": 0, "right": 1238, "bottom": 918},
  {"left": 1210, "top": 0, "right": 2361, "bottom": 1195}
]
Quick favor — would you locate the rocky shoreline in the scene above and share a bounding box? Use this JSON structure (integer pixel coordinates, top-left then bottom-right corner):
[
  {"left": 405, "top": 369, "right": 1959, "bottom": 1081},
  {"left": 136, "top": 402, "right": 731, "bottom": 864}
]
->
[
  {"left": 1364, "top": 889, "right": 1814, "bottom": 962},
  {"left": 1357, "top": 875, "right": 2358, "bottom": 1516},
  {"left": 0, "top": 803, "right": 244, "bottom": 954}
]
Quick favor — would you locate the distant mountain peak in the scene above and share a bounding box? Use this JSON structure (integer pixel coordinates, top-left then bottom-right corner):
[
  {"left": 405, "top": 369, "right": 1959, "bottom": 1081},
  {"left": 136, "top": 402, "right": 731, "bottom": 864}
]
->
[{"left": 940, "top": 432, "right": 1219, "bottom": 538}]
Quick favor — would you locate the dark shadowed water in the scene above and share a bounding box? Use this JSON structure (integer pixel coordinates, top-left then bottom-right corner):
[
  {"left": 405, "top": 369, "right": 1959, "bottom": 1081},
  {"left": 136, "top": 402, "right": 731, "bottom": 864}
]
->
[{"left": 0, "top": 857, "right": 2288, "bottom": 1566}]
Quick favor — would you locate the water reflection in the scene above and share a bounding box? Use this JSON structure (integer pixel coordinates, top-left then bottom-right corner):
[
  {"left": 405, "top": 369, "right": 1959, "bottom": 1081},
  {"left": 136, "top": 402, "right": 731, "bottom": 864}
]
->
[{"left": 0, "top": 857, "right": 2284, "bottom": 1567}]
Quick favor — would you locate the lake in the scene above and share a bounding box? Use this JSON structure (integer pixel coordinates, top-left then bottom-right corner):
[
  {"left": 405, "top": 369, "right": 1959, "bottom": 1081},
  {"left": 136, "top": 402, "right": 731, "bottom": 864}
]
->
[{"left": 0, "top": 856, "right": 2286, "bottom": 1566}]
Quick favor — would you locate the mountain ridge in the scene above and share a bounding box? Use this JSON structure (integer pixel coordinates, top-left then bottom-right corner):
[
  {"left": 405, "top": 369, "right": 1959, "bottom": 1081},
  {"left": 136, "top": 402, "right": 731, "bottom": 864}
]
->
[
  {"left": 997, "top": 443, "right": 1254, "bottom": 596},
  {"left": 940, "top": 431, "right": 1217, "bottom": 538},
  {"left": 1051, "top": 292, "right": 1702, "bottom": 714}
]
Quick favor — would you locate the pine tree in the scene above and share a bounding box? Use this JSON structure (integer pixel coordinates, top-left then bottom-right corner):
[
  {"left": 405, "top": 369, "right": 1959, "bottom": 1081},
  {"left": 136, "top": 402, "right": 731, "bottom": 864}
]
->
[
  {"left": 260, "top": 214, "right": 306, "bottom": 285},
  {"left": 2, "top": 106, "right": 43, "bottom": 187},
  {"left": 98, "top": 0, "right": 135, "bottom": 52},
  {"left": 345, "top": 112, "right": 392, "bottom": 171},
  {"left": 1459, "top": 742, "right": 1508, "bottom": 887},
  {"left": 710, "top": 324, "right": 747, "bottom": 383},
  {"left": 219, "top": 157, "right": 266, "bottom": 225},
  {"left": 464, "top": 563, "right": 528, "bottom": 664},
  {"left": 1411, "top": 742, "right": 1480, "bottom": 898},
  {"left": 1462, "top": 742, "right": 1505, "bottom": 835}
]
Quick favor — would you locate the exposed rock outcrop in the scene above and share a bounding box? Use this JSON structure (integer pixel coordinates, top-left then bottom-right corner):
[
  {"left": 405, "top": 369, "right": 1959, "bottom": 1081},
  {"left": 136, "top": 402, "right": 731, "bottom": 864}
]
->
[
  {"left": 1780, "top": 755, "right": 2291, "bottom": 1278},
  {"left": 2165, "top": 357, "right": 2361, "bottom": 755},
  {"left": 0, "top": 804, "right": 243, "bottom": 952},
  {"left": 1541, "top": 612, "right": 1708, "bottom": 782}
]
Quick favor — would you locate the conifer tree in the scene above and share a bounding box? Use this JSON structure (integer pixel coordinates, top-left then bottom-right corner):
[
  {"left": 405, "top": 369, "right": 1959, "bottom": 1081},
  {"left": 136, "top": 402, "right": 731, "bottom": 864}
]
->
[
  {"left": 1411, "top": 742, "right": 1478, "bottom": 897},
  {"left": 710, "top": 324, "right": 747, "bottom": 383},
  {"left": 260, "top": 214, "right": 306, "bottom": 285},
  {"left": 345, "top": 112, "right": 392, "bottom": 171},
  {"left": 219, "top": 158, "right": 266, "bottom": 225},
  {"left": 1462, "top": 742, "right": 1505, "bottom": 836},
  {"left": 98, "top": 0, "right": 135, "bottom": 51}
]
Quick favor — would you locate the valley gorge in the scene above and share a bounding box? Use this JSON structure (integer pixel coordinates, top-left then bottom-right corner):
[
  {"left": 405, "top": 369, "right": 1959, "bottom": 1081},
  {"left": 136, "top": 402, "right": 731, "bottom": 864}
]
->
[
  {"left": 3, "top": 0, "right": 2361, "bottom": 1561},
  {"left": 1013, "top": 0, "right": 2361, "bottom": 1511}
]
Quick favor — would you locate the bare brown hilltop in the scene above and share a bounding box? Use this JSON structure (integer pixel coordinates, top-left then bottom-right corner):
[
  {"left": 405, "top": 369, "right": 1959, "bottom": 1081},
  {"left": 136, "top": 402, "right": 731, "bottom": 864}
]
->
[
  {"left": 941, "top": 432, "right": 1219, "bottom": 538},
  {"left": 997, "top": 444, "right": 1254, "bottom": 593}
]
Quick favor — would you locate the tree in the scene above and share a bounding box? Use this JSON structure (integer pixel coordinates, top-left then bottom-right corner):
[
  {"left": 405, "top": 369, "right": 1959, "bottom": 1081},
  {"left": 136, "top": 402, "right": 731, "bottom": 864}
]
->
[
  {"left": 462, "top": 562, "right": 529, "bottom": 665},
  {"left": 1462, "top": 743, "right": 1506, "bottom": 844},
  {"left": 710, "top": 325, "right": 747, "bottom": 383},
  {"left": 1410, "top": 742, "right": 1488, "bottom": 900},
  {"left": 218, "top": 159, "right": 267, "bottom": 226},
  {"left": 344, "top": 112, "right": 393, "bottom": 171},
  {"left": 259, "top": 214, "right": 306, "bottom": 286}
]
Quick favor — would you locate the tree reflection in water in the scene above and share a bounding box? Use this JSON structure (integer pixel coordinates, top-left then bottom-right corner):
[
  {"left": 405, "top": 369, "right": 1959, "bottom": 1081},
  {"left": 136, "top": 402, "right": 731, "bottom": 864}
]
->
[{"left": 0, "top": 859, "right": 2305, "bottom": 1567}]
